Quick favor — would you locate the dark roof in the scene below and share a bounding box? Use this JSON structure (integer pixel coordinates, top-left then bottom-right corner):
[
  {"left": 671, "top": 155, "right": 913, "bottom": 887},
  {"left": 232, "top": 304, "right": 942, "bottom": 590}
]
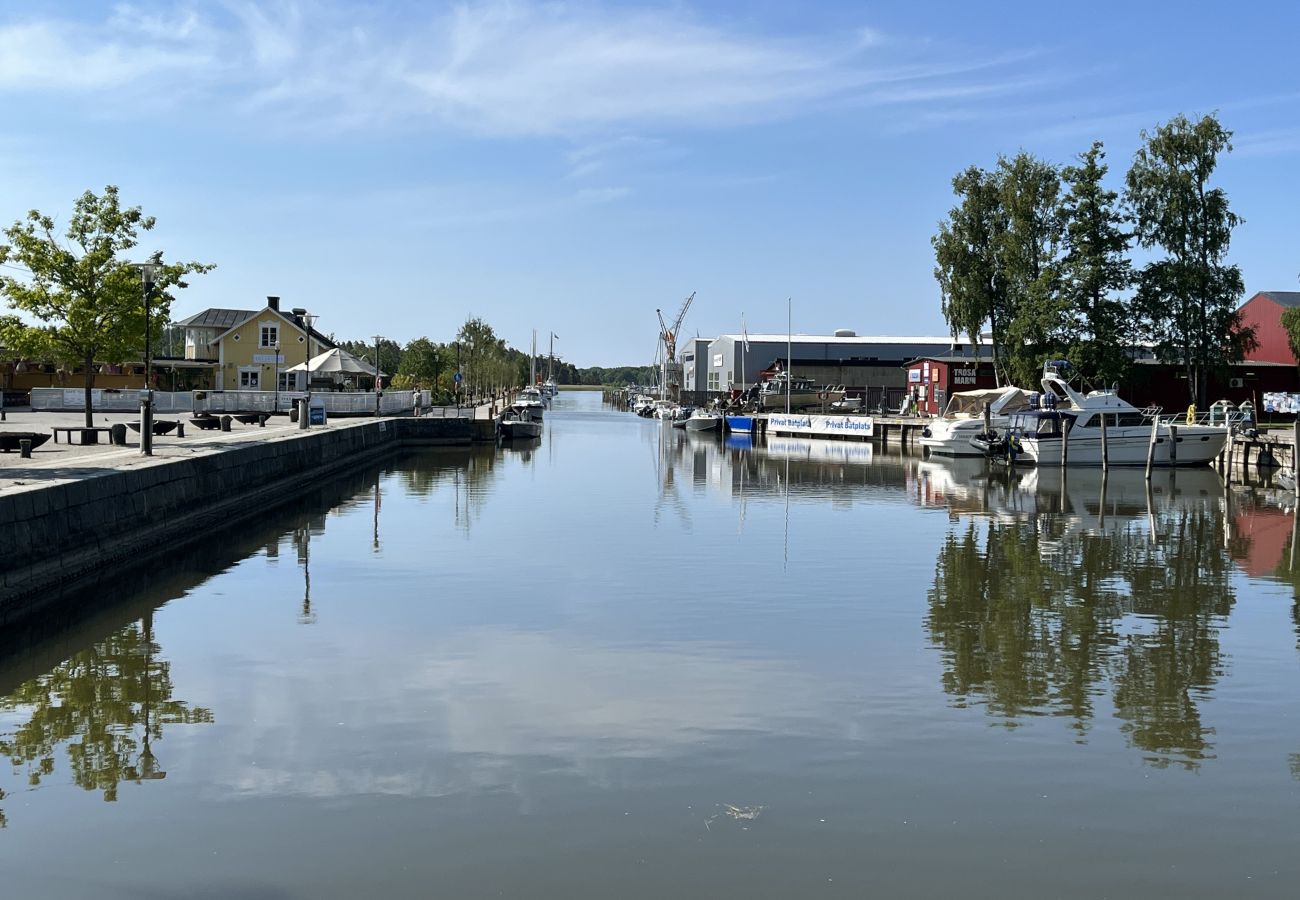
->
[
  {"left": 906, "top": 355, "right": 993, "bottom": 365},
  {"left": 176, "top": 308, "right": 258, "bottom": 329},
  {"left": 1257, "top": 291, "right": 1300, "bottom": 308}
]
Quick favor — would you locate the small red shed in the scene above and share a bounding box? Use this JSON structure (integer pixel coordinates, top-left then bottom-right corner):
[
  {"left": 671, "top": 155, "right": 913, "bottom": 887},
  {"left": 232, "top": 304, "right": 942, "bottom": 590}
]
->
[{"left": 904, "top": 356, "right": 999, "bottom": 415}]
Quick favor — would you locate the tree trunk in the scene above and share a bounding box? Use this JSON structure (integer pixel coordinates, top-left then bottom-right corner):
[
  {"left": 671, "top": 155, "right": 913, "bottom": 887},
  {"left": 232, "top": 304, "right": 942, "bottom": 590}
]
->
[{"left": 83, "top": 352, "right": 95, "bottom": 428}]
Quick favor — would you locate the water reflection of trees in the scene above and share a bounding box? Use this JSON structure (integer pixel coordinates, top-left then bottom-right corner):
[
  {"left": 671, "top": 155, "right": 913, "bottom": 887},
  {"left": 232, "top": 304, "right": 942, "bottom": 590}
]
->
[
  {"left": 927, "top": 474, "right": 1233, "bottom": 769},
  {"left": 0, "top": 613, "right": 212, "bottom": 822},
  {"left": 397, "top": 447, "right": 501, "bottom": 532}
]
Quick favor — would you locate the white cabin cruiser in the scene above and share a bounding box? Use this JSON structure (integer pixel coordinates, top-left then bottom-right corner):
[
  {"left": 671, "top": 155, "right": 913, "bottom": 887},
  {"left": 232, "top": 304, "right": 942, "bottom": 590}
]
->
[
  {"left": 987, "top": 361, "right": 1229, "bottom": 467},
  {"left": 920, "top": 387, "right": 1033, "bottom": 457},
  {"left": 512, "top": 386, "right": 547, "bottom": 422}
]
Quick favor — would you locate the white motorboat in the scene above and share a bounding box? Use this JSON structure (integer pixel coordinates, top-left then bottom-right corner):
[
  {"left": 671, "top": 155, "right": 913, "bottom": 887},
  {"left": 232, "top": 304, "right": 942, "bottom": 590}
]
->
[
  {"left": 989, "top": 361, "right": 1230, "bottom": 467},
  {"left": 499, "top": 410, "right": 542, "bottom": 440},
  {"left": 684, "top": 409, "right": 723, "bottom": 432},
  {"left": 512, "top": 386, "right": 546, "bottom": 422},
  {"left": 920, "top": 387, "right": 1033, "bottom": 457}
]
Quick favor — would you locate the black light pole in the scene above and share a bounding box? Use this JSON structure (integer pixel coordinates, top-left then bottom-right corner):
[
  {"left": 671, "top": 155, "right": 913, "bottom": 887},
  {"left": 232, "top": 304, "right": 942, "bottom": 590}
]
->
[
  {"left": 292, "top": 307, "right": 314, "bottom": 429},
  {"left": 138, "top": 253, "right": 161, "bottom": 456},
  {"left": 454, "top": 341, "right": 461, "bottom": 414}
]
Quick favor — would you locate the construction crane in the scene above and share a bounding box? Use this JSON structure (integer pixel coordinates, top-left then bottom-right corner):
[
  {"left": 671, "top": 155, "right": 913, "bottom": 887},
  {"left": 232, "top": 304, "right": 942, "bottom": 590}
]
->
[
  {"left": 656, "top": 292, "right": 695, "bottom": 400},
  {"left": 656, "top": 291, "right": 695, "bottom": 365}
]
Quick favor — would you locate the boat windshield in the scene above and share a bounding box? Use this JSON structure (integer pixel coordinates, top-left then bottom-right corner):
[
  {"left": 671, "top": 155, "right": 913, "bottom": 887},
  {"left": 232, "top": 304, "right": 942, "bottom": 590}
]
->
[{"left": 942, "top": 388, "right": 1031, "bottom": 419}]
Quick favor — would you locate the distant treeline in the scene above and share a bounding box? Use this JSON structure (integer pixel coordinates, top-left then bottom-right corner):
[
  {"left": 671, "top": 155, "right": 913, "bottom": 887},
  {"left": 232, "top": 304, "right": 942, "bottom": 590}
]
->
[{"left": 331, "top": 317, "right": 656, "bottom": 399}]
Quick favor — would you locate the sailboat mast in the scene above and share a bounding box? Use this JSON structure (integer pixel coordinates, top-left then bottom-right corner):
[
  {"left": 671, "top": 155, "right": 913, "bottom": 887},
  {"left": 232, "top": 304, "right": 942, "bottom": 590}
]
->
[{"left": 530, "top": 329, "right": 536, "bottom": 386}]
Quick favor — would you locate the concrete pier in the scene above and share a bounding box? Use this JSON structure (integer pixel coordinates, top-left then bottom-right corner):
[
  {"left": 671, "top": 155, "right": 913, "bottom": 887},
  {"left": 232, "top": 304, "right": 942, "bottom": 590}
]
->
[{"left": 0, "top": 416, "right": 473, "bottom": 622}]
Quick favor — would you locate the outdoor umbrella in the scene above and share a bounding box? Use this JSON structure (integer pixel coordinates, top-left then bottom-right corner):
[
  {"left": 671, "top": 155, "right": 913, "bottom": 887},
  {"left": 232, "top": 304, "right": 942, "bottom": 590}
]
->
[{"left": 284, "top": 348, "right": 387, "bottom": 378}]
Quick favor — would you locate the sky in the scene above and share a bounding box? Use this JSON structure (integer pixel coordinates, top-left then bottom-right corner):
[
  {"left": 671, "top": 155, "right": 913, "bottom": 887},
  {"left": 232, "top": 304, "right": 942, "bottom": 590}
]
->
[{"left": 1, "top": 1, "right": 1298, "bottom": 367}]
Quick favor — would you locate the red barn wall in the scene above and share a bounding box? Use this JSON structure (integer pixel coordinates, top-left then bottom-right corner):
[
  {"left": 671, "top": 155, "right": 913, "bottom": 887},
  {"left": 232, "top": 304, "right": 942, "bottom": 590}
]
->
[{"left": 1239, "top": 294, "right": 1297, "bottom": 365}]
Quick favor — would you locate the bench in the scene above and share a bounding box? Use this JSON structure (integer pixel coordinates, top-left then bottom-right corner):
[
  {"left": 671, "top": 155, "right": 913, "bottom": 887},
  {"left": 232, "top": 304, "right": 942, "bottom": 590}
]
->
[{"left": 51, "top": 426, "right": 113, "bottom": 445}]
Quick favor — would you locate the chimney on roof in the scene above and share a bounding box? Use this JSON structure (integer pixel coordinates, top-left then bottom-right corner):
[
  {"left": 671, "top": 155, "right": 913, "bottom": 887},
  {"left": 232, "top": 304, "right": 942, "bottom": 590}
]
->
[{"left": 267, "top": 296, "right": 280, "bottom": 312}]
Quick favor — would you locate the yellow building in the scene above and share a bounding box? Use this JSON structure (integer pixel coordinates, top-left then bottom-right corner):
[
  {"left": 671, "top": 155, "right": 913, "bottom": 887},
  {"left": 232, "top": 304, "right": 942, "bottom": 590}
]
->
[{"left": 179, "top": 297, "right": 333, "bottom": 391}]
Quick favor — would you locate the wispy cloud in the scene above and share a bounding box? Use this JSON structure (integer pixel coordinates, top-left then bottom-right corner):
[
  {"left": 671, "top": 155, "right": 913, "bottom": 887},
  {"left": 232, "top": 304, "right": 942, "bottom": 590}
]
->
[{"left": 0, "top": 1, "right": 1057, "bottom": 139}]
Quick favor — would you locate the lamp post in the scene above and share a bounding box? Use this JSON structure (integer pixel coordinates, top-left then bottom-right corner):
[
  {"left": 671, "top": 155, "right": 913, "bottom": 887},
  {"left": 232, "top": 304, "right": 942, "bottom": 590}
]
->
[
  {"left": 135, "top": 253, "right": 162, "bottom": 456},
  {"left": 273, "top": 338, "right": 281, "bottom": 415},
  {"left": 373, "top": 333, "right": 382, "bottom": 418},
  {"left": 292, "top": 307, "right": 315, "bottom": 428},
  {"left": 454, "top": 341, "right": 461, "bottom": 415}
]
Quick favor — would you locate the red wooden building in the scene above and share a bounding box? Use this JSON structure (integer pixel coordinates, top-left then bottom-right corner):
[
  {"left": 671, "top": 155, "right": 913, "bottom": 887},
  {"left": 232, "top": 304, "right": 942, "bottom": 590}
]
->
[
  {"left": 1238, "top": 291, "right": 1300, "bottom": 365},
  {"left": 904, "top": 356, "right": 999, "bottom": 415}
]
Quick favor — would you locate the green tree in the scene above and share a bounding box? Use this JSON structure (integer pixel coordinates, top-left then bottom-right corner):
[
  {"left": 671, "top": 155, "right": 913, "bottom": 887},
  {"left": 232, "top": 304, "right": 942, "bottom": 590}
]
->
[
  {"left": 0, "top": 186, "right": 213, "bottom": 427},
  {"left": 1281, "top": 307, "right": 1300, "bottom": 367},
  {"left": 997, "top": 152, "right": 1065, "bottom": 386},
  {"left": 1057, "top": 142, "right": 1135, "bottom": 389},
  {"left": 1126, "top": 114, "right": 1253, "bottom": 408},
  {"left": 933, "top": 166, "right": 1009, "bottom": 383},
  {"left": 398, "top": 337, "right": 443, "bottom": 389}
]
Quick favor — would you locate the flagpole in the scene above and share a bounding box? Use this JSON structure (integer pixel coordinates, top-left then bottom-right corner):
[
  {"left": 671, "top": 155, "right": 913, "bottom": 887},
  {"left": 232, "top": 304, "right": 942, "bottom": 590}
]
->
[
  {"left": 740, "top": 312, "right": 746, "bottom": 397},
  {"left": 786, "top": 297, "right": 792, "bottom": 414}
]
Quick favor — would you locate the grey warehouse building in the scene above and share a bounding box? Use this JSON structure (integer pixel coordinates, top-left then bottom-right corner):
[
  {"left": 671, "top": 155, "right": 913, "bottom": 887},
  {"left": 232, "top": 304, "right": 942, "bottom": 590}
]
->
[{"left": 703, "top": 331, "right": 991, "bottom": 395}]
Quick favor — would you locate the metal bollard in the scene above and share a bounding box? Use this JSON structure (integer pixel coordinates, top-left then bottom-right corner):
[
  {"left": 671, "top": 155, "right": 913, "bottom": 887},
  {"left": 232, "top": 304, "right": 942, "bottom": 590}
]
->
[
  {"left": 110, "top": 423, "right": 128, "bottom": 446},
  {"left": 176, "top": 422, "right": 185, "bottom": 438},
  {"left": 19, "top": 438, "right": 31, "bottom": 458},
  {"left": 220, "top": 415, "right": 232, "bottom": 432}
]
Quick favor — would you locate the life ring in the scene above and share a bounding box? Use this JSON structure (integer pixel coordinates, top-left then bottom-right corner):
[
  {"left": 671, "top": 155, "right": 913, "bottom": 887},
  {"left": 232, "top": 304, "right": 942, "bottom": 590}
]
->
[{"left": 818, "top": 390, "right": 829, "bottom": 400}]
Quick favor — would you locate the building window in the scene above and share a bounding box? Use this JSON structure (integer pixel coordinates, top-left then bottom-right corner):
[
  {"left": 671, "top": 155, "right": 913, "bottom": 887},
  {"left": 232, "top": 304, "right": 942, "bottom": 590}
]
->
[
  {"left": 239, "top": 369, "right": 260, "bottom": 389},
  {"left": 707, "top": 372, "right": 720, "bottom": 391},
  {"left": 260, "top": 325, "right": 279, "bottom": 348},
  {"left": 278, "top": 371, "right": 295, "bottom": 392}
]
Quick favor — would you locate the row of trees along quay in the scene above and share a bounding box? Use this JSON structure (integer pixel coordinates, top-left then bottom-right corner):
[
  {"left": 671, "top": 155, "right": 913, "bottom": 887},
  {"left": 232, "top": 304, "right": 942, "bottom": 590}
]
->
[
  {"left": 932, "top": 112, "right": 1253, "bottom": 408},
  {"left": 0, "top": 185, "right": 649, "bottom": 426}
]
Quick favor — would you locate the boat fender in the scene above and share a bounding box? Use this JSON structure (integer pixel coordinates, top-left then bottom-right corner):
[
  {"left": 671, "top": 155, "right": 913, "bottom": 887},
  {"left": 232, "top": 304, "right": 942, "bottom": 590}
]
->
[
  {"left": 921, "top": 426, "right": 932, "bottom": 438},
  {"left": 818, "top": 390, "right": 829, "bottom": 400},
  {"left": 1186, "top": 404, "right": 1196, "bottom": 425}
]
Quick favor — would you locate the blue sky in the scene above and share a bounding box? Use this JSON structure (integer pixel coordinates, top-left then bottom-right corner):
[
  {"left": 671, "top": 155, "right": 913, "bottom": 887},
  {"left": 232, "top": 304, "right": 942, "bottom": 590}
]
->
[{"left": 2, "top": 1, "right": 1297, "bottom": 366}]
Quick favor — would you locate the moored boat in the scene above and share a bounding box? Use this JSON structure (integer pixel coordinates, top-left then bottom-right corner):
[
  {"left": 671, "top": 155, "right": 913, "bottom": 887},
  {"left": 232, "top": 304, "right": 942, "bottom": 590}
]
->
[
  {"left": 499, "top": 410, "right": 542, "bottom": 440},
  {"left": 987, "top": 361, "right": 1230, "bottom": 467},
  {"left": 684, "top": 409, "right": 723, "bottom": 432},
  {"left": 920, "top": 387, "right": 1033, "bottom": 457}
]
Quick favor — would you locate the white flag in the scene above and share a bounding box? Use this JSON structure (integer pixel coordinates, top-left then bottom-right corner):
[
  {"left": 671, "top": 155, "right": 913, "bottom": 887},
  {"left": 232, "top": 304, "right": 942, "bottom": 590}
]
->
[{"left": 742, "top": 315, "right": 750, "bottom": 351}]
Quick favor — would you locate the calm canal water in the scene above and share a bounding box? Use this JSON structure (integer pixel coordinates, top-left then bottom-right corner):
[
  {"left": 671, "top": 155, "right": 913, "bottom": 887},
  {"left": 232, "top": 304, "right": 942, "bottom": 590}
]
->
[{"left": 3, "top": 390, "right": 1300, "bottom": 898}]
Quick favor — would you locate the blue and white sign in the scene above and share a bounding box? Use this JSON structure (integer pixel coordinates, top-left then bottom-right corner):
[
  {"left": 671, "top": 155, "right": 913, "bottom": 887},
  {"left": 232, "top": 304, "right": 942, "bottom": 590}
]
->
[
  {"left": 767, "top": 414, "right": 874, "bottom": 438},
  {"left": 453, "top": 371, "right": 463, "bottom": 384}
]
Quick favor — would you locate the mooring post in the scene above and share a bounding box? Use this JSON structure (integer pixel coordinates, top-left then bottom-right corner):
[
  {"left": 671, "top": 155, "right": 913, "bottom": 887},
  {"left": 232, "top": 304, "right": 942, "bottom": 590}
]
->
[
  {"left": 1100, "top": 412, "right": 1109, "bottom": 471},
  {"left": 1061, "top": 416, "right": 1071, "bottom": 468},
  {"left": 19, "top": 438, "right": 31, "bottom": 458},
  {"left": 1169, "top": 423, "right": 1178, "bottom": 466},
  {"left": 1293, "top": 418, "right": 1299, "bottom": 479},
  {"left": 1224, "top": 435, "right": 1235, "bottom": 486},
  {"left": 1145, "top": 415, "right": 1159, "bottom": 480}
]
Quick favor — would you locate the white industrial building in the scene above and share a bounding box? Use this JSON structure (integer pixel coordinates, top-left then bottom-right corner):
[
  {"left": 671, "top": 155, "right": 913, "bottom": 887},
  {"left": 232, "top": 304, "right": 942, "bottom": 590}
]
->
[{"left": 703, "top": 330, "right": 990, "bottom": 393}]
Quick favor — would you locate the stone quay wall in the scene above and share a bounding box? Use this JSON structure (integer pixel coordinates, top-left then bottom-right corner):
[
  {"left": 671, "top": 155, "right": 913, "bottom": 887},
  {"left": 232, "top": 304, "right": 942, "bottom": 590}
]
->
[{"left": 0, "top": 417, "right": 472, "bottom": 623}]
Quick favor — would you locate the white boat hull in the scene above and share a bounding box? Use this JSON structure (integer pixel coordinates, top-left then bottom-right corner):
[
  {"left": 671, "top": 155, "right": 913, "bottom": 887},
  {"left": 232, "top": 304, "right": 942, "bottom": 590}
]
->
[
  {"left": 920, "top": 419, "right": 1007, "bottom": 457},
  {"left": 685, "top": 415, "right": 722, "bottom": 431},
  {"left": 1018, "top": 426, "right": 1228, "bottom": 467}
]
